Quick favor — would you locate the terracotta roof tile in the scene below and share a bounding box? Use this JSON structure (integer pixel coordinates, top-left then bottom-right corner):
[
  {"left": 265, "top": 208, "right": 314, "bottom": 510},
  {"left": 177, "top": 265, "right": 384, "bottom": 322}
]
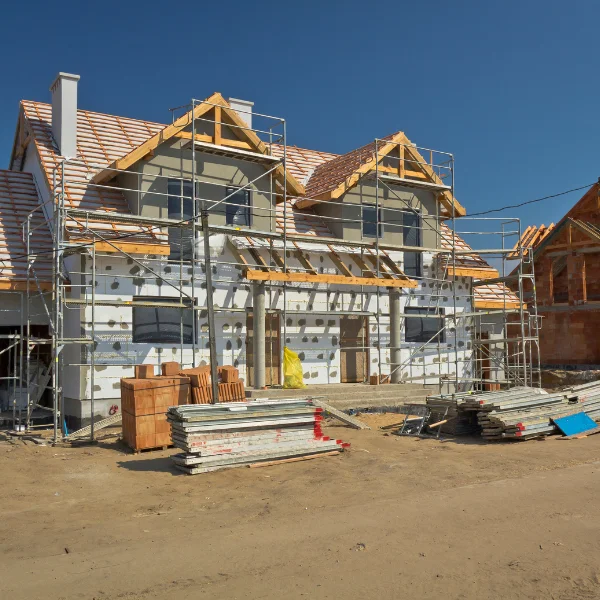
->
[
  {"left": 270, "top": 145, "right": 338, "bottom": 185},
  {"left": 304, "top": 133, "right": 398, "bottom": 198},
  {"left": 0, "top": 170, "right": 51, "bottom": 282}
]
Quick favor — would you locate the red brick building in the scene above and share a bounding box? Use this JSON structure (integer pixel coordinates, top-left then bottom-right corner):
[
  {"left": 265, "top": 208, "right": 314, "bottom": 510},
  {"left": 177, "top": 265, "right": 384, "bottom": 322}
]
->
[{"left": 516, "top": 183, "right": 600, "bottom": 367}]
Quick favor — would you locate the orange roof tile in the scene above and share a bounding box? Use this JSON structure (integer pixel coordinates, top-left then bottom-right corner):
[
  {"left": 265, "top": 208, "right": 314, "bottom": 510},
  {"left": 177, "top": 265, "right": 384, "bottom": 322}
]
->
[
  {"left": 0, "top": 170, "right": 52, "bottom": 283},
  {"left": 304, "top": 134, "right": 398, "bottom": 199},
  {"left": 270, "top": 145, "right": 338, "bottom": 185}
]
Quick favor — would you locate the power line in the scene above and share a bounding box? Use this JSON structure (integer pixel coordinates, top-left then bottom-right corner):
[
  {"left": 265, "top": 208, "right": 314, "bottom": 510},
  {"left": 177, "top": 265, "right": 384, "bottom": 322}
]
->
[{"left": 461, "top": 181, "right": 597, "bottom": 218}]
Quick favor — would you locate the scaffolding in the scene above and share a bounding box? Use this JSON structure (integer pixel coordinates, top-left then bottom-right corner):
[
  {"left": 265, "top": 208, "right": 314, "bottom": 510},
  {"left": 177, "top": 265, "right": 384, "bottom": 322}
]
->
[{"left": 8, "top": 98, "right": 540, "bottom": 441}]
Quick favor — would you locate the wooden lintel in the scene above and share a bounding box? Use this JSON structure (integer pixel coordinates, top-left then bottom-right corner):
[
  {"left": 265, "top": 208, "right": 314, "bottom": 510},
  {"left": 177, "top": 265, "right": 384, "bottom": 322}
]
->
[
  {"left": 449, "top": 267, "right": 499, "bottom": 279},
  {"left": 244, "top": 269, "right": 418, "bottom": 288},
  {"left": 175, "top": 131, "right": 253, "bottom": 151}
]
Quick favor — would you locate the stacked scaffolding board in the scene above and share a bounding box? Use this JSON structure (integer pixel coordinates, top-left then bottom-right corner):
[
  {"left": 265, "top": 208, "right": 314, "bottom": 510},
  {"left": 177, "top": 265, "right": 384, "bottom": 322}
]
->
[
  {"left": 168, "top": 399, "right": 349, "bottom": 474},
  {"left": 428, "top": 381, "right": 600, "bottom": 440}
]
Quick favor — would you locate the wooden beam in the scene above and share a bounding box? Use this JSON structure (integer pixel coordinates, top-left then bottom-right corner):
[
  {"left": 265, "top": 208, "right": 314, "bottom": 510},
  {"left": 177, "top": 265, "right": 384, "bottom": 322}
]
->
[
  {"left": 248, "top": 247, "right": 269, "bottom": 272},
  {"left": 350, "top": 254, "right": 376, "bottom": 278},
  {"left": 292, "top": 243, "right": 317, "bottom": 274},
  {"left": 0, "top": 280, "right": 53, "bottom": 291},
  {"left": 269, "top": 248, "right": 285, "bottom": 269},
  {"left": 91, "top": 92, "right": 224, "bottom": 184},
  {"left": 214, "top": 106, "right": 222, "bottom": 146},
  {"left": 474, "top": 300, "right": 524, "bottom": 310},
  {"left": 326, "top": 245, "right": 353, "bottom": 277},
  {"left": 399, "top": 144, "right": 406, "bottom": 178},
  {"left": 227, "top": 239, "right": 250, "bottom": 267},
  {"left": 363, "top": 251, "right": 394, "bottom": 279},
  {"left": 378, "top": 251, "right": 408, "bottom": 278},
  {"left": 245, "top": 268, "right": 418, "bottom": 288},
  {"left": 448, "top": 267, "right": 499, "bottom": 279},
  {"left": 68, "top": 240, "right": 170, "bottom": 256}
]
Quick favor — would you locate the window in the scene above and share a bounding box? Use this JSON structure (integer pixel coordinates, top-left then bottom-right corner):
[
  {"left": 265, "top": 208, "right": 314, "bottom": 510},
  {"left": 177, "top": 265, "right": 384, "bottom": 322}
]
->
[
  {"left": 168, "top": 179, "right": 195, "bottom": 261},
  {"left": 363, "top": 205, "right": 382, "bottom": 238},
  {"left": 132, "top": 296, "right": 196, "bottom": 344},
  {"left": 404, "top": 307, "right": 445, "bottom": 344},
  {"left": 225, "top": 187, "right": 251, "bottom": 227},
  {"left": 402, "top": 211, "right": 422, "bottom": 277}
]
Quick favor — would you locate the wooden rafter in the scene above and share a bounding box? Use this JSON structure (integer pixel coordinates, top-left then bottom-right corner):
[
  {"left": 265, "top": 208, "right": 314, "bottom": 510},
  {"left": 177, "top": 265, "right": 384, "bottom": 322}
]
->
[
  {"left": 245, "top": 269, "right": 418, "bottom": 288},
  {"left": 269, "top": 248, "right": 285, "bottom": 269},
  {"left": 364, "top": 248, "right": 394, "bottom": 279},
  {"left": 326, "top": 245, "right": 353, "bottom": 277},
  {"left": 350, "top": 253, "right": 376, "bottom": 278},
  {"left": 248, "top": 247, "right": 270, "bottom": 272},
  {"left": 292, "top": 242, "right": 317, "bottom": 274},
  {"left": 227, "top": 239, "right": 250, "bottom": 268}
]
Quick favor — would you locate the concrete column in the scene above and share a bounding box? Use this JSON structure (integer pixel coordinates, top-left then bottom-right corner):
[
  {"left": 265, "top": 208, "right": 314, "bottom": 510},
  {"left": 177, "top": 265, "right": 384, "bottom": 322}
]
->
[
  {"left": 252, "top": 282, "right": 266, "bottom": 389},
  {"left": 389, "top": 288, "right": 402, "bottom": 384}
]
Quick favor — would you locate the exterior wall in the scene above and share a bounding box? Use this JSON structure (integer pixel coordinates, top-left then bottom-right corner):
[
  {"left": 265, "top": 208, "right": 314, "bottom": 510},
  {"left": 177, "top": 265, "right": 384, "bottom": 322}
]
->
[
  {"left": 313, "top": 180, "right": 439, "bottom": 248},
  {"left": 116, "top": 136, "right": 276, "bottom": 233},
  {"left": 63, "top": 244, "right": 473, "bottom": 425}
]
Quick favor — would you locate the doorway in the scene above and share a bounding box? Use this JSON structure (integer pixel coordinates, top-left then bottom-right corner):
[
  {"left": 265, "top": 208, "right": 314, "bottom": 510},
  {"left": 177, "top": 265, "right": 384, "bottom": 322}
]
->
[
  {"left": 340, "top": 316, "right": 369, "bottom": 383},
  {"left": 246, "top": 311, "right": 281, "bottom": 387}
]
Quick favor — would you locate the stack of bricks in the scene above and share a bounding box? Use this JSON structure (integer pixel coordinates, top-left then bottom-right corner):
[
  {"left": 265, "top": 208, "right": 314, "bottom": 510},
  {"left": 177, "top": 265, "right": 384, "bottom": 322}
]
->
[
  {"left": 120, "top": 364, "right": 191, "bottom": 451},
  {"left": 179, "top": 365, "right": 245, "bottom": 404}
]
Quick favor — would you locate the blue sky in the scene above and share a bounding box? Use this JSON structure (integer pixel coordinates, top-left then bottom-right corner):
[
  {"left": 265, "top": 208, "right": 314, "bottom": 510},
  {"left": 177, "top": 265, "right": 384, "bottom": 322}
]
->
[{"left": 1, "top": 0, "right": 598, "bottom": 249}]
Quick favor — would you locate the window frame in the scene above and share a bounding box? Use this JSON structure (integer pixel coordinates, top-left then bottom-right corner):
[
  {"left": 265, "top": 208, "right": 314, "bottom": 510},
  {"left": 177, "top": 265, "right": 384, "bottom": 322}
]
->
[
  {"left": 402, "top": 209, "right": 422, "bottom": 277},
  {"left": 362, "top": 204, "right": 383, "bottom": 238},
  {"left": 167, "top": 178, "right": 197, "bottom": 262},
  {"left": 225, "top": 186, "right": 252, "bottom": 227},
  {"left": 132, "top": 296, "right": 197, "bottom": 345},
  {"left": 404, "top": 306, "right": 445, "bottom": 344}
]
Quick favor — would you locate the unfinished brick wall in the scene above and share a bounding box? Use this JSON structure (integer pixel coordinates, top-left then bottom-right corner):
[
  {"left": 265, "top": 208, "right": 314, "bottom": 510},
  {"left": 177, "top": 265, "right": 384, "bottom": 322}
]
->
[{"left": 539, "top": 309, "right": 600, "bottom": 366}]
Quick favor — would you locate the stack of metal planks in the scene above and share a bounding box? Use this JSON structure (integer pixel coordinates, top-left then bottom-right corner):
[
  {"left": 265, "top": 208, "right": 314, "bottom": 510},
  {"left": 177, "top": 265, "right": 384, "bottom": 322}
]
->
[
  {"left": 168, "top": 399, "right": 349, "bottom": 474},
  {"left": 448, "top": 383, "right": 600, "bottom": 440}
]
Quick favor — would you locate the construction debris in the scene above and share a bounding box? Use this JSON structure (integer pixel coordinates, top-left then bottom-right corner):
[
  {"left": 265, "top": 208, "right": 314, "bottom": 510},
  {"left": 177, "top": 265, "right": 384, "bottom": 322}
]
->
[{"left": 168, "top": 399, "right": 349, "bottom": 474}]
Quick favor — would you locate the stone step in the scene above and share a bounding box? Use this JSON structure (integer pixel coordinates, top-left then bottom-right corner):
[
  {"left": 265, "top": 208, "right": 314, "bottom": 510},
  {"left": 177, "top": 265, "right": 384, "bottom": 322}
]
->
[{"left": 246, "top": 384, "right": 435, "bottom": 401}]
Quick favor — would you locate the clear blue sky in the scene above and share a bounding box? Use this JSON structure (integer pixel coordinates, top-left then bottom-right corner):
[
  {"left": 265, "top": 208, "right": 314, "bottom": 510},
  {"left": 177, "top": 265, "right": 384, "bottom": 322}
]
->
[{"left": 1, "top": 0, "right": 598, "bottom": 247}]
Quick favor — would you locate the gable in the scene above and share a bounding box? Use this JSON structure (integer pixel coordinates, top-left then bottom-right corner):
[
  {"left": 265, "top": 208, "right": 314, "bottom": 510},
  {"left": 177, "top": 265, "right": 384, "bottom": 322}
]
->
[
  {"left": 296, "top": 131, "right": 465, "bottom": 217},
  {"left": 91, "top": 93, "right": 305, "bottom": 197}
]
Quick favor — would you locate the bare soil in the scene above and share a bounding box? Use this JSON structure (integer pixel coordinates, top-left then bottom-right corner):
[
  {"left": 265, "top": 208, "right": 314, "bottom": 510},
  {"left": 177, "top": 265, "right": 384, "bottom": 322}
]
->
[{"left": 2, "top": 421, "right": 600, "bottom": 600}]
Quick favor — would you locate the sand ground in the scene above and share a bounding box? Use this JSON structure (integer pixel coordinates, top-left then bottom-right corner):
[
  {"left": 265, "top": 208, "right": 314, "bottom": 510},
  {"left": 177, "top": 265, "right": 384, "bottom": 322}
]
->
[{"left": 2, "top": 415, "right": 600, "bottom": 600}]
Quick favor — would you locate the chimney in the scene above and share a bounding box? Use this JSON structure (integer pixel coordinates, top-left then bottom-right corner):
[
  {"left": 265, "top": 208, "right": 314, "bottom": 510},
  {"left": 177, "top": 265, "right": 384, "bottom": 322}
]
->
[
  {"left": 228, "top": 98, "right": 254, "bottom": 130},
  {"left": 50, "top": 72, "right": 80, "bottom": 157}
]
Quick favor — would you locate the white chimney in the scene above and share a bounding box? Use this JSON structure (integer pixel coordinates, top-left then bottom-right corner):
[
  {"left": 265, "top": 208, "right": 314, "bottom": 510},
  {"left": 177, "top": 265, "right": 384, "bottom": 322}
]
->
[
  {"left": 228, "top": 98, "right": 254, "bottom": 130},
  {"left": 50, "top": 72, "right": 80, "bottom": 157}
]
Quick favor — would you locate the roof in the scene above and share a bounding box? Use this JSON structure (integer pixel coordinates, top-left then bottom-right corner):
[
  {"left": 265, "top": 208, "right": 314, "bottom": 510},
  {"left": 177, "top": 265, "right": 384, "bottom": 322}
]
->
[
  {"left": 0, "top": 170, "right": 52, "bottom": 286},
  {"left": 439, "top": 223, "right": 498, "bottom": 274},
  {"left": 12, "top": 93, "right": 507, "bottom": 307},
  {"left": 18, "top": 100, "right": 166, "bottom": 244},
  {"left": 305, "top": 134, "right": 397, "bottom": 198},
  {"left": 270, "top": 145, "right": 337, "bottom": 185},
  {"left": 474, "top": 281, "right": 521, "bottom": 308}
]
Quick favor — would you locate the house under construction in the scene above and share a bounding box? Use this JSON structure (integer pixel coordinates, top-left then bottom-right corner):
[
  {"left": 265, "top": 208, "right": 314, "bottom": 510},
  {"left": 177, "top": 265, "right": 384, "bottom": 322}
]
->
[{"left": 0, "top": 73, "right": 540, "bottom": 438}]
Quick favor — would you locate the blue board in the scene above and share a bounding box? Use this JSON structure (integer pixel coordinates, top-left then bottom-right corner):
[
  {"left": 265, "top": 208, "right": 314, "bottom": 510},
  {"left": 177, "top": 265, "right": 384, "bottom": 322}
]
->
[{"left": 553, "top": 412, "right": 597, "bottom": 436}]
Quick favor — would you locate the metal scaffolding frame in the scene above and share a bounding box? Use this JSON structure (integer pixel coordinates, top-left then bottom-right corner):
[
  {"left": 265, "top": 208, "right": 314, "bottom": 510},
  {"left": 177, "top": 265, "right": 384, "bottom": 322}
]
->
[{"left": 8, "top": 99, "right": 539, "bottom": 442}]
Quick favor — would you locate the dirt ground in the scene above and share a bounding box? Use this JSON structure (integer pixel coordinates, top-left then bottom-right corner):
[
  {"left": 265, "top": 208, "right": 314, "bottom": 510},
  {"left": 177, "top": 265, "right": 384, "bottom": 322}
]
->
[{"left": 2, "top": 416, "right": 600, "bottom": 600}]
